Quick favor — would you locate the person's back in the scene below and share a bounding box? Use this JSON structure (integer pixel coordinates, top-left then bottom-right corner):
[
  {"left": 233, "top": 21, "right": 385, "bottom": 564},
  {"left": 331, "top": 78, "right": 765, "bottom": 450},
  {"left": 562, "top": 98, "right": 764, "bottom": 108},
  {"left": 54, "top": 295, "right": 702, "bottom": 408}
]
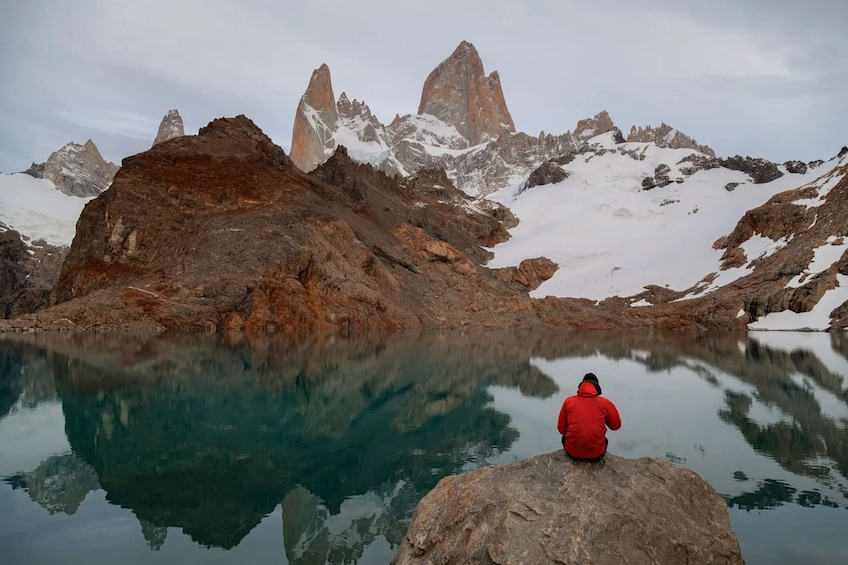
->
[{"left": 557, "top": 373, "right": 621, "bottom": 461}]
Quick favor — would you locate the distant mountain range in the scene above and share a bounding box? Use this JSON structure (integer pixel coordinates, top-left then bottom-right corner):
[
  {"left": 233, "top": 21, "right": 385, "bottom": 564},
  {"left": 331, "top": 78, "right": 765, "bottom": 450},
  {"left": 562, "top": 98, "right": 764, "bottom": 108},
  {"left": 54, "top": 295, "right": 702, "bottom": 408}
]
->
[{"left": 1, "top": 42, "right": 847, "bottom": 331}]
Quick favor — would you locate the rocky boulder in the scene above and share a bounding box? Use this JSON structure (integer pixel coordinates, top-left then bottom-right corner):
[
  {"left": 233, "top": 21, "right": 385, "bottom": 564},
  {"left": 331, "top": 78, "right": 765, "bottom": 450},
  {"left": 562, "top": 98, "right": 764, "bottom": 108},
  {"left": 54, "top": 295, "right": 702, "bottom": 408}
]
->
[
  {"left": 152, "top": 109, "right": 185, "bottom": 146},
  {"left": 496, "top": 257, "right": 558, "bottom": 290},
  {"left": 521, "top": 160, "right": 569, "bottom": 192},
  {"left": 393, "top": 452, "right": 743, "bottom": 565}
]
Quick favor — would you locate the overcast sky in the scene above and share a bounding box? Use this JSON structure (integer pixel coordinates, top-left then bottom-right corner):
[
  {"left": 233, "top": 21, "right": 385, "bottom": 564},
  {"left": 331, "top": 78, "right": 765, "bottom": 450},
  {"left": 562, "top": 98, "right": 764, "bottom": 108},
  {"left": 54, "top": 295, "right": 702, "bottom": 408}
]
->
[{"left": 1, "top": 0, "right": 846, "bottom": 173}]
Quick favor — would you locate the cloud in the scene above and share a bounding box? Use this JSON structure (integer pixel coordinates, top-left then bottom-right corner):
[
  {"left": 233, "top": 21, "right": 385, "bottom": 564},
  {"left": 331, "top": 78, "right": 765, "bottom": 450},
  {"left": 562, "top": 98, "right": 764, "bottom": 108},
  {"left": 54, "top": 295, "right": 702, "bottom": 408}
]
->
[{"left": 0, "top": 0, "right": 846, "bottom": 172}]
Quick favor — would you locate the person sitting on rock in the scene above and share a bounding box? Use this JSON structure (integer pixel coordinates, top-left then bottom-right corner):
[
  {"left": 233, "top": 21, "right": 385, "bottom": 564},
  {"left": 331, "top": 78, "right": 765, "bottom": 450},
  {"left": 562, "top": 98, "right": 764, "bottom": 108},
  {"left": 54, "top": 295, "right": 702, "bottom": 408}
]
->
[{"left": 557, "top": 373, "right": 621, "bottom": 462}]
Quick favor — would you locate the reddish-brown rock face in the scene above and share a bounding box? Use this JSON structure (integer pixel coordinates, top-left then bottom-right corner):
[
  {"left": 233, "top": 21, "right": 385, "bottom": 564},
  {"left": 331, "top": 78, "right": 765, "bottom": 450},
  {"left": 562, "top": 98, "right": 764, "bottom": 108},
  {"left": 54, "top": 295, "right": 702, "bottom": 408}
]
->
[
  {"left": 290, "top": 64, "right": 339, "bottom": 172},
  {"left": 418, "top": 41, "right": 515, "bottom": 145}
]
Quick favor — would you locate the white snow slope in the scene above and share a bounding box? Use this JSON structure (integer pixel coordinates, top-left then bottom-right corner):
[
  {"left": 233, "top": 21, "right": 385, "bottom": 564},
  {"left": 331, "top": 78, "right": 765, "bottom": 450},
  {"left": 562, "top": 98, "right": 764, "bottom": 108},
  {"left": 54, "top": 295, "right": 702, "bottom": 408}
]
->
[
  {"left": 486, "top": 133, "right": 846, "bottom": 313},
  {"left": 0, "top": 173, "right": 92, "bottom": 247}
]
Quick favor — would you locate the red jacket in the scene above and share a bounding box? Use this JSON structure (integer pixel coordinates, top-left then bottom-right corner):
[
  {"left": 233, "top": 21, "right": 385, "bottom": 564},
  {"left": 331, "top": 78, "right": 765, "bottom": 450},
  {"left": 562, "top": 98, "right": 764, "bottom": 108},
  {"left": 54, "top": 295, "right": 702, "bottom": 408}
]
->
[{"left": 557, "top": 381, "right": 622, "bottom": 459}]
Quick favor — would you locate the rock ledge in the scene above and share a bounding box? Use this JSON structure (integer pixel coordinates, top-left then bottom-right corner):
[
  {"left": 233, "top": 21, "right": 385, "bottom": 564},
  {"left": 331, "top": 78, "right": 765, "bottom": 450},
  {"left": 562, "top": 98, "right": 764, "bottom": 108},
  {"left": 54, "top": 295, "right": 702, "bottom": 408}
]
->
[{"left": 393, "top": 451, "right": 743, "bottom": 565}]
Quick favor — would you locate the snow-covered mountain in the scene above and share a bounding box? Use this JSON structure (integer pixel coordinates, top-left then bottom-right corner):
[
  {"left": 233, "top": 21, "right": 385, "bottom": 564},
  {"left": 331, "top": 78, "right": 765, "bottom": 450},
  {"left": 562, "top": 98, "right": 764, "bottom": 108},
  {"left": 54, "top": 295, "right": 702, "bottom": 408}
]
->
[
  {"left": 288, "top": 40, "right": 848, "bottom": 330},
  {"left": 289, "top": 42, "right": 720, "bottom": 199},
  {"left": 23, "top": 139, "right": 118, "bottom": 198},
  {"left": 486, "top": 132, "right": 847, "bottom": 302}
]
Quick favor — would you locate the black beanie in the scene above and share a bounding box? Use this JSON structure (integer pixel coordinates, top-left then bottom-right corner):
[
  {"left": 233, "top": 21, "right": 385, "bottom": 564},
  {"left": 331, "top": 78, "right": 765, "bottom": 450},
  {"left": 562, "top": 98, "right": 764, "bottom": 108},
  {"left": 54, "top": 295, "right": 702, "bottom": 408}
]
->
[{"left": 581, "top": 373, "right": 602, "bottom": 395}]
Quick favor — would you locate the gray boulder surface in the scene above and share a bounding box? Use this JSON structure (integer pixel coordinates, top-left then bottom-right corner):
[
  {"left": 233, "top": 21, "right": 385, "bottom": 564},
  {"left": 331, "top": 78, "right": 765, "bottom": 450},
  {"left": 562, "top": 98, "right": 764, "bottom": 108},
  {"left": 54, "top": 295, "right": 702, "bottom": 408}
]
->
[{"left": 393, "top": 451, "right": 743, "bottom": 565}]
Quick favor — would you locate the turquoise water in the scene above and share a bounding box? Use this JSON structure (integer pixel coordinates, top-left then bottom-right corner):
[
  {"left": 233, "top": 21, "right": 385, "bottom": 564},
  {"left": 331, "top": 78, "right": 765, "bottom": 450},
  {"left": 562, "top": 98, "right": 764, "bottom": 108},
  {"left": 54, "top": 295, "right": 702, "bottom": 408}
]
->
[{"left": 0, "top": 330, "right": 846, "bottom": 564}]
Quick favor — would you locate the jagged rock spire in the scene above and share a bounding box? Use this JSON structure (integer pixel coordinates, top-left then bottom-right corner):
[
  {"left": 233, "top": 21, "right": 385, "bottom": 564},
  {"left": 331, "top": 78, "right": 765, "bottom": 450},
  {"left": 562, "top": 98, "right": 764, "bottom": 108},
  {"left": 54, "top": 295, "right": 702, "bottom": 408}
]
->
[
  {"left": 152, "top": 109, "right": 185, "bottom": 146},
  {"left": 418, "top": 41, "right": 515, "bottom": 145},
  {"left": 290, "top": 64, "right": 339, "bottom": 172}
]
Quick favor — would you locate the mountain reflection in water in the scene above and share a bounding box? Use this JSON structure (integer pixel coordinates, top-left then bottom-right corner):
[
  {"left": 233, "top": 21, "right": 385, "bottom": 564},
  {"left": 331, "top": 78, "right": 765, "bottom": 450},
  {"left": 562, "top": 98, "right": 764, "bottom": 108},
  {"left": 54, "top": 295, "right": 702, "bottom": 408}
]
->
[{"left": 0, "top": 330, "right": 847, "bottom": 564}]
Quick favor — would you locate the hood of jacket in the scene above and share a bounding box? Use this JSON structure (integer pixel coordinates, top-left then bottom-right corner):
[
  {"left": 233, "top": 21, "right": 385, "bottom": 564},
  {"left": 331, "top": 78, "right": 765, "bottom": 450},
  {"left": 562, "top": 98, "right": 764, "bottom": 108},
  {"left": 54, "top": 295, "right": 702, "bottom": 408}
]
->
[{"left": 577, "top": 380, "right": 601, "bottom": 397}]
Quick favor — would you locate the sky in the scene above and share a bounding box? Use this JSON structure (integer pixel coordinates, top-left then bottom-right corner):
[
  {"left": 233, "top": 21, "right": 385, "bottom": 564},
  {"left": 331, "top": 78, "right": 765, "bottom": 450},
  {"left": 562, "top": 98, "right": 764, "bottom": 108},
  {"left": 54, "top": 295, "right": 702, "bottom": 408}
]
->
[{"left": 0, "top": 0, "right": 846, "bottom": 173}]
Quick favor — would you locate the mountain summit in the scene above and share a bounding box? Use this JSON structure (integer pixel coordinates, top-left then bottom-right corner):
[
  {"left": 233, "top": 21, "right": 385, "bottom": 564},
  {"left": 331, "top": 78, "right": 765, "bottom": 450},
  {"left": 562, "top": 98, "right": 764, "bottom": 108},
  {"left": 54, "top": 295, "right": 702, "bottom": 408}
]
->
[
  {"left": 290, "top": 64, "right": 340, "bottom": 172},
  {"left": 152, "top": 109, "right": 185, "bottom": 146},
  {"left": 23, "top": 139, "right": 118, "bottom": 197},
  {"left": 418, "top": 40, "right": 515, "bottom": 145}
]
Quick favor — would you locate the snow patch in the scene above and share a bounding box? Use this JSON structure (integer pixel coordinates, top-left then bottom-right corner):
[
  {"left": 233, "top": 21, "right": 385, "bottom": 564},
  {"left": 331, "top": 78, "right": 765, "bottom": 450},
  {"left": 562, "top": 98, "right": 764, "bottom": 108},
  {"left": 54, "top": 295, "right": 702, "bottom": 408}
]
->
[{"left": 0, "top": 173, "right": 92, "bottom": 246}]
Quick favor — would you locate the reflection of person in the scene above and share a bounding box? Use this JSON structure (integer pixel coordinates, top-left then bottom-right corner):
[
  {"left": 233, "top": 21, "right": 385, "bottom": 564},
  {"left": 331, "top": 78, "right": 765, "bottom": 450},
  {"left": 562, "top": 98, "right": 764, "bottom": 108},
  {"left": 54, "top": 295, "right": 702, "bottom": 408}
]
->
[{"left": 557, "top": 373, "right": 621, "bottom": 462}]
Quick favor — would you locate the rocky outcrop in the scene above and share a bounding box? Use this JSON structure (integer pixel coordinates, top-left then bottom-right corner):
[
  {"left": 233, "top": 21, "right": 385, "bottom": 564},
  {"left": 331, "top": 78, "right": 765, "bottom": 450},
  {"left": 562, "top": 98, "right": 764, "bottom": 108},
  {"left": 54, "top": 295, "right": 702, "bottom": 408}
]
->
[
  {"left": 418, "top": 41, "right": 515, "bottom": 145},
  {"left": 522, "top": 160, "right": 569, "bottom": 191},
  {"left": 152, "top": 109, "right": 185, "bottom": 146},
  {"left": 0, "top": 229, "right": 29, "bottom": 318},
  {"left": 627, "top": 123, "right": 716, "bottom": 157},
  {"left": 393, "top": 452, "right": 743, "bottom": 565},
  {"left": 0, "top": 228, "right": 66, "bottom": 318},
  {"left": 678, "top": 153, "right": 784, "bottom": 184},
  {"left": 641, "top": 163, "right": 674, "bottom": 190},
  {"left": 784, "top": 160, "right": 808, "bottom": 175},
  {"left": 721, "top": 155, "right": 783, "bottom": 184},
  {"left": 290, "top": 64, "right": 340, "bottom": 172},
  {"left": 26, "top": 140, "right": 119, "bottom": 197},
  {"left": 496, "top": 257, "right": 558, "bottom": 290},
  {"left": 573, "top": 110, "right": 616, "bottom": 142}
]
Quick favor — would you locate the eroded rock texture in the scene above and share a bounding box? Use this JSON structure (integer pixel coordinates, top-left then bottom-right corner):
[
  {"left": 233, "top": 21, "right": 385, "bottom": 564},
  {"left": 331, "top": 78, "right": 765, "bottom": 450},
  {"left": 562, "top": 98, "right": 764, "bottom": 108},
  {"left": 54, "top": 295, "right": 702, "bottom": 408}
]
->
[{"left": 393, "top": 452, "right": 743, "bottom": 565}]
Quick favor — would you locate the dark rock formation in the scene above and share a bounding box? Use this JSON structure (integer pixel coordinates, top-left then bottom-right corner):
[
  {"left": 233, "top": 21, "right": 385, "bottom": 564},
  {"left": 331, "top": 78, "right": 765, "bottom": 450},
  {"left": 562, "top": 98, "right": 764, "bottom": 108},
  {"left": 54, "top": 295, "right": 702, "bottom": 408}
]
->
[
  {"left": 21, "top": 162, "right": 45, "bottom": 179},
  {"left": 784, "top": 160, "right": 808, "bottom": 175},
  {"left": 0, "top": 229, "right": 29, "bottom": 318},
  {"left": 0, "top": 229, "right": 65, "bottom": 318},
  {"left": 677, "top": 153, "right": 721, "bottom": 176},
  {"left": 640, "top": 164, "right": 673, "bottom": 191},
  {"left": 720, "top": 155, "right": 784, "bottom": 184},
  {"left": 521, "top": 160, "right": 569, "bottom": 192},
  {"left": 393, "top": 452, "right": 743, "bottom": 564}
]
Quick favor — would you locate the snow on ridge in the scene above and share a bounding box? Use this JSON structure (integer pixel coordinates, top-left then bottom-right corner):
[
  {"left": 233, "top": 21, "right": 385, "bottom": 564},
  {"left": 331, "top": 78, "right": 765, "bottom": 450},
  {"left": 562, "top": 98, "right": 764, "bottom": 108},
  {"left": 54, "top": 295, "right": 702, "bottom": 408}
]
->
[
  {"left": 486, "top": 140, "right": 846, "bottom": 305},
  {"left": 0, "top": 173, "right": 91, "bottom": 247}
]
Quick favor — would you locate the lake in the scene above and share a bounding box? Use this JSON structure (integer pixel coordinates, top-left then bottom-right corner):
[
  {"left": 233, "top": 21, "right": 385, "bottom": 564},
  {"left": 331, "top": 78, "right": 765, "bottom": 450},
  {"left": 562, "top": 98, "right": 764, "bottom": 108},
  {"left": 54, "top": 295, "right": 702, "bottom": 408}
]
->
[{"left": 0, "top": 330, "right": 846, "bottom": 564}]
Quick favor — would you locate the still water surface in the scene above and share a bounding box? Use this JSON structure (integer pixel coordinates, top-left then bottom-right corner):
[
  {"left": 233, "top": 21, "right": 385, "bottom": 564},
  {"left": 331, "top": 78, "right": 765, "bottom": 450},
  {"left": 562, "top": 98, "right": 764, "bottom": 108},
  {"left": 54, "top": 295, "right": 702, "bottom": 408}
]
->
[{"left": 0, "top": 331, "right": 847, "bottom": 564}]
